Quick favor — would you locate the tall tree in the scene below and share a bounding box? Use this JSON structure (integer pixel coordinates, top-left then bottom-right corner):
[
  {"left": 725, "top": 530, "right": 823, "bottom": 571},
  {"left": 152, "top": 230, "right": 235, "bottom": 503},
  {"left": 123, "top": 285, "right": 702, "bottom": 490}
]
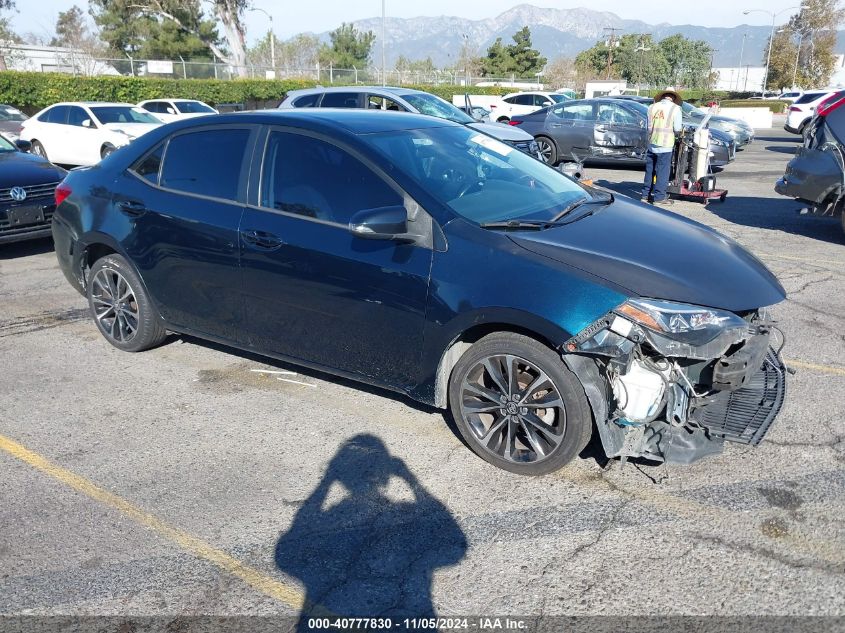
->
[
  {"left": 323, "top": 23, "right": 375, "bottom": 68},
  {"left": 480, "top": 27, "right": 545, "bottom": 77},
  {"left": 575, "top": 34, "right": 669, "bottom": 87},
  {"left": 765, "top": 0, "right": 845, "bottom": 89},
  {"left": 248, "top": 33, "right": 322, "bottom": 73},
  {"left": 90, "top": 0, "right": 220, "bottom": 61},
  {"left": 50, "top": 5, "right": 106, "bottom": 75},
  {"left": 0, "top": 0, "right": 19, "bottom": 71}
]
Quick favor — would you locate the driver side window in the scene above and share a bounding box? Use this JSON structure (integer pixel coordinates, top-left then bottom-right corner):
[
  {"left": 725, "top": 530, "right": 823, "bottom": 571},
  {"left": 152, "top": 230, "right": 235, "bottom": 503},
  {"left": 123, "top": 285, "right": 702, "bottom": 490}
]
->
[{"left": 260, "top": 131, "right": 402, "bottom": 224}]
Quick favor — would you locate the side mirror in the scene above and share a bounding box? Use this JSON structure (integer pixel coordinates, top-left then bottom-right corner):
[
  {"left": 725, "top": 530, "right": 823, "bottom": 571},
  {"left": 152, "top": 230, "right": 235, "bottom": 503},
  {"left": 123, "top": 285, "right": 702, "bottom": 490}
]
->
[
  {"left": 15, "top": 139, "right": 31, "bottom": 152},
  {"left": 82, "top": 119, "right": 92, "bottom": 128},
  {"left": 349, "top": 205, "right": 410, "bottom": 241},
  {"left": 166, "top": 107, "right": 176, "bottom": 115}
]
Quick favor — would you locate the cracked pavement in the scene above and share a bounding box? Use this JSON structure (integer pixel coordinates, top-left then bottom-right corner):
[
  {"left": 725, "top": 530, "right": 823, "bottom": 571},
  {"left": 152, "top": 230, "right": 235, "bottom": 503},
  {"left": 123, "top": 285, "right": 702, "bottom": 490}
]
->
[{"left": 1, "top": 124, "right": 844, "bottom": 618}]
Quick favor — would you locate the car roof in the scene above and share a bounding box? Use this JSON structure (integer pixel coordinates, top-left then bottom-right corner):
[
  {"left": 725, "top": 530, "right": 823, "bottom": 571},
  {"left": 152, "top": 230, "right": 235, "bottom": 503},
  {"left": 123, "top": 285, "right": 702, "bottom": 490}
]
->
[
  {"left": 163, "top": 108, "right": 460, "bottom": 136},
  {"left": 286, "top": 86, "right": 426, "bottom": 97},
  {"left": 51, "top": 102, "right": 136, "bottom": 107}
]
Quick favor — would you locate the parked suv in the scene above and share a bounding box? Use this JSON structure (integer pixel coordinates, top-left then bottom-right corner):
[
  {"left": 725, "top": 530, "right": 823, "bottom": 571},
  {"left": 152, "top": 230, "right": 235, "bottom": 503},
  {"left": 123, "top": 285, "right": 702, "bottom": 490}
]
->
[
  {"left": 52, "top": 109, "right": 786, "bottom": 475},
  {"left": 488, "top": 91, "right": 571, "bottom": 122},
  {"left": 784, "top": 91, "right": 837, "bottom": 134},
  {"left": 279, "top": 86, "right": 540, "bottom": 158}
]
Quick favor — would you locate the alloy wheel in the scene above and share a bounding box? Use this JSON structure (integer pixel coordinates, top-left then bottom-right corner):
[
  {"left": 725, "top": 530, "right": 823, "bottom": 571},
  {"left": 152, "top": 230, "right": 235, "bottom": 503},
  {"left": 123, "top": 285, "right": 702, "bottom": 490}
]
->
[
  {"left": 459, "top": 354, "right": 566, "bottom": 464},
  {"left": 536, "top": 139, "right": 554, "bottom": 163},
  {"left": 90, "top": 268, "right": 140, "bottom": 343}
]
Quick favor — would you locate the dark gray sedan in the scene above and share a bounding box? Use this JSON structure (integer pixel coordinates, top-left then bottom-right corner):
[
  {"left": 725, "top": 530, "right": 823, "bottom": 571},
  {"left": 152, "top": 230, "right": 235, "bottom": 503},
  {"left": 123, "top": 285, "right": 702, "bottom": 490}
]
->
[{"left": 510, "top": 98, "right": 735, "bottom": 168}]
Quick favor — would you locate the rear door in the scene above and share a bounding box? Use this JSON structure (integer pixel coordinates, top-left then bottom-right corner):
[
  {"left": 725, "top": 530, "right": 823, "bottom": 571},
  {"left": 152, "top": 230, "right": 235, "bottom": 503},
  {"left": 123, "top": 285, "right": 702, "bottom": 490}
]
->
[
  {"left": 114, "top": 125, "right": 258, "bottom": 340},
  {"left": 237, "top": 127, "right": 432, "bottom": 388},
  {"left": 546, "top": 102, "right": 596, "bottom": 161},
  {"left": 36, "top": 105, "right": 71, "bottom": 163}
]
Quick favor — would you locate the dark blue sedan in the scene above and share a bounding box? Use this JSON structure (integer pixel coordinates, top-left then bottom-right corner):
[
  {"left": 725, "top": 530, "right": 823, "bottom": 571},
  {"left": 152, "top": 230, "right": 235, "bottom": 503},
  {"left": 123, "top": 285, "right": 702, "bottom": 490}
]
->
[{"left": 52, "top": 109, "right": 786, "bottom": 474}]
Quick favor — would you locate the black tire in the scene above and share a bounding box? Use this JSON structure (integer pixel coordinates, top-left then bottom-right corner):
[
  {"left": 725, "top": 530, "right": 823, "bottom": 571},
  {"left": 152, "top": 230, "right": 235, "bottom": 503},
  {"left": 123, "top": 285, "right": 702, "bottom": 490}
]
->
[
  {"left": 100, "top": 144, "right": 116, "bottom": 160},
  {"left": 86, "top": 254, "right": 166, "bottom": 352},
  {"left": 841, "top": 210, "right": 845, "bottom": 237},
  {"left": 30, "top": 140, "right": 48, "bottom": 160},
  {"left": 448, "top": 332, "right": 592, "bottom": 476},
  {"left": 535, "top": 135, "right": 558, "bottom": 165},
  {"left": 496, "top": 116, "right": 510, "bottom": 123}
]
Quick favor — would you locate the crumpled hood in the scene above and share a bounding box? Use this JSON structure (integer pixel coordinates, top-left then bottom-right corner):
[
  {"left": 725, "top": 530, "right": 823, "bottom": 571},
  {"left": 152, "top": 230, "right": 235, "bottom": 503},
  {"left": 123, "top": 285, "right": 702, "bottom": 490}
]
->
[
  {"left": 509, "top": 197, "right": 786, "bottom": 312},
  {"left": 467, "top": 121, "right": 534, "bottom": 142},
  {"left": 102, "top": 122, "right": 161, "bottom": 137}
]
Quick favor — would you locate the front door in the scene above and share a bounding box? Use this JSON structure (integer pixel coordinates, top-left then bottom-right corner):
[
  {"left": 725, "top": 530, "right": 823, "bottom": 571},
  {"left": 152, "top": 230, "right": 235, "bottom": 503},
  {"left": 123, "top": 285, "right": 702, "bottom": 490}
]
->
[
  {"left": 593, "top": 102, "right": 647, "bottom": 159},
  {"left": 114, "top": 125, "right": 256, "bottom": 340},
  {"left": 238, "top": 128, "right": 432, "bottom": 389}
]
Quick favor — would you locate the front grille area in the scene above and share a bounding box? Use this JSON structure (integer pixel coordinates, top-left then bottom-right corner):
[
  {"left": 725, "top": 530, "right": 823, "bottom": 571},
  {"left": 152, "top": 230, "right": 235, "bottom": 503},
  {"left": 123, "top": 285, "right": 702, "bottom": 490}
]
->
[
  {"left": 695, "top": 349, "right": 786, "bottom": 445},
  {"left": 0, "top": 181, "right": 60, "bottom": 203}
]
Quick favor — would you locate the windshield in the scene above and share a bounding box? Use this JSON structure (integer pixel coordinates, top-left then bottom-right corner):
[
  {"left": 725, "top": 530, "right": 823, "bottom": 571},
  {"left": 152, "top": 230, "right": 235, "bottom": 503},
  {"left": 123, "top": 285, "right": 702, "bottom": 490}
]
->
[
  {"left": 398, "top": 93, "right": 475, "bottom": 124},
  {"left": 175, "top": 101, "right": 215, "bottom": 114},
  {"left": 90, "top": 106, "right": 161, "bottom": 125},
  {"left": 364, "top": 126, "right": 588, "bottom": 224},
  {"left": 0, "top": 105, "right": 26, "bottom": 122},
  {"left": 0, "top": 135, "right": 16, "bottom": 151}
]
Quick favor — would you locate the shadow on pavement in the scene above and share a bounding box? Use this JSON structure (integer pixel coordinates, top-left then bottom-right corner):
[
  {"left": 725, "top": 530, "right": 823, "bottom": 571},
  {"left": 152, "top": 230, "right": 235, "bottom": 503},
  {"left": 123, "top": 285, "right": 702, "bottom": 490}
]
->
[
  {"left": 275, "top": 434, "right": 467, "bottom": 628},
  {"left": 764, "top": 145, "right": 798, "bottom": 155},
  {"left": 706, "top": 195, "right": 845, "bottom": 245},
  {"left": 0, "top": 236, "right": 54, "bottom": 259}
]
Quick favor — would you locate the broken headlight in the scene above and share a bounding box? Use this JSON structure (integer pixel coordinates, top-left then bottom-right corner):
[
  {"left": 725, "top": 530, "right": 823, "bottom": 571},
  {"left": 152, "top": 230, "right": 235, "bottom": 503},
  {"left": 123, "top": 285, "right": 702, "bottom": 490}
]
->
[{"left": 617, "top": 299, "right": 748, "bottom": 346}]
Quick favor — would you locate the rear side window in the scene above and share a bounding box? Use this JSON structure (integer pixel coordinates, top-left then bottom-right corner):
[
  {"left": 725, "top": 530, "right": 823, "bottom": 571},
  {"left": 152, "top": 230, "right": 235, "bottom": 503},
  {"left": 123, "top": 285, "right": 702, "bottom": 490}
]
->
[
  {"left": 292, "top": 94, "right": 319, "bottom": 108},
  {"left": 132, "top": 144, "right": 165, "bottom": 184},
  {"left": 796, "top": 92, "right": 826, "bottom": 104},
  {"left": 160, "top": 129, "right": 250, "bottom": 201},
  {"left": 513, "top": 95, "right": 534, "bottom": 105},
  {"left": 319, "top": 92, "right": 360, "bottom": 108},
  {"left": 41, "top": 106, "right": 69, "bottom": 124},
  {"left": 260, "top": 131, "right": 401, "bottom": 224}
]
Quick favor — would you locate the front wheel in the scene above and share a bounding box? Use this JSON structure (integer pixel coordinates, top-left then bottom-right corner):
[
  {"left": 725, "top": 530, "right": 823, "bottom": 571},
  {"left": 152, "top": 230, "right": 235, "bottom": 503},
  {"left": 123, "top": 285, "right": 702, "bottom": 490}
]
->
[
  {"left": 87, "top": 254, "right": 167, "bottom": 352},
  {"left": 448, "top": 332, "right": 592, "bottom": 475}
]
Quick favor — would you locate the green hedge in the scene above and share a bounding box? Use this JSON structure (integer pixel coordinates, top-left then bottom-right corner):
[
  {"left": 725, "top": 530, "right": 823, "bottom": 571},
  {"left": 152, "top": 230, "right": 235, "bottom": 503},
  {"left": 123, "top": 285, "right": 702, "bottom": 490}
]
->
[
  {"left": 719, "top": 99, "right": 791, "bottom": 113},
  {"left": 0, "top": 71, "right": 516, "bottom": 113}
]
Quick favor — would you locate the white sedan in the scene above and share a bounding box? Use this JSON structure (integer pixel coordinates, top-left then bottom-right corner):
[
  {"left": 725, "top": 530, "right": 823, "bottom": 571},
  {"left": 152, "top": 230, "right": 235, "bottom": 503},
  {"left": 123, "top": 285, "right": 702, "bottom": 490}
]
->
[
  {"left": 137, "top": 99, "right": 218, "bottom": 123},
  {"left": 20, "top": 102, "right": 163, "bottom": 165},
  {"left": 488, "top": 91, "right": 571, "bottom": 122}
]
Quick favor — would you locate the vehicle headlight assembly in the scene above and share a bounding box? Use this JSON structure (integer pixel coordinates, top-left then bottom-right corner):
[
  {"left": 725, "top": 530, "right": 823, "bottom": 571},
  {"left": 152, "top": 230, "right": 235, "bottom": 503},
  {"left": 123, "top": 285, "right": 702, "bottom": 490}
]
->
[{"left": 616, "top": 298, "right": 750, "bottom": 349}]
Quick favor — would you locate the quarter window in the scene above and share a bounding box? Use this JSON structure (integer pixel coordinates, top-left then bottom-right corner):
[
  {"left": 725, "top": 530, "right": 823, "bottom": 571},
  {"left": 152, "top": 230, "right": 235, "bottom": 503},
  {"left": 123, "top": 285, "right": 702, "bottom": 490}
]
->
[
  {"left": 260, "top": 131, "right": 402, "bottom": 224},
  {"left": 132, "top": 144, "right": 165, "bottom": 184},
  {"left": 160, "top": 129, "right": 250, "bottom": 201}
]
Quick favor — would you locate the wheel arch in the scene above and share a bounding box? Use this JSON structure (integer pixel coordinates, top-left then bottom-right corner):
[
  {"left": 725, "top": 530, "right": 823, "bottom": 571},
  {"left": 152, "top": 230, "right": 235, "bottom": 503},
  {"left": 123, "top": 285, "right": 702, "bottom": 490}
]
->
[{"left": 430, "top": 317, "right": 566, "bottom": 409}]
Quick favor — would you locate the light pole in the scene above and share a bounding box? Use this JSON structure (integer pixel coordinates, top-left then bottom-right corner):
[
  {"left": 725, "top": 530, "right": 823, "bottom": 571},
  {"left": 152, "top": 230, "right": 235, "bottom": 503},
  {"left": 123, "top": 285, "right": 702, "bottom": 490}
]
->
[
  {"left": 250, "top": 7, "right": 274, "bottom": 72},
  {"left": 736, "top": 31, "right": 747, "bottom": 91},
  {"left": 742, "top": 6, "right": 800, "bottom": 94},
  {"left": 381, "top": 0, "right": 386, "bottom": 86},
  {"left": 635, "top": 45, "right": 651, "bottom": 95}
]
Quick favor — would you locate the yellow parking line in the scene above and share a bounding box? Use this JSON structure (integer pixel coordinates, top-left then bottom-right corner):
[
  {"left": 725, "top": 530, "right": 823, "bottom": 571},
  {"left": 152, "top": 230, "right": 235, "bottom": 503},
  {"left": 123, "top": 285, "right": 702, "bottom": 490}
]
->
[
  {"left": 786, "top": 359, "right": 845, "bottom": 376},
  {"left": 0, "top": 433, "right": 305, "bottom": 610}
]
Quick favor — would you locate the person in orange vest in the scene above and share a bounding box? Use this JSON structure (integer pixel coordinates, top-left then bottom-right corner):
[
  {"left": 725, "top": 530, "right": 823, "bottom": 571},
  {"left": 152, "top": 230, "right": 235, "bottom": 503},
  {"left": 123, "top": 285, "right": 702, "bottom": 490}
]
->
[{"left": 641, "top": 89, "right": 683, "bottom": 205}]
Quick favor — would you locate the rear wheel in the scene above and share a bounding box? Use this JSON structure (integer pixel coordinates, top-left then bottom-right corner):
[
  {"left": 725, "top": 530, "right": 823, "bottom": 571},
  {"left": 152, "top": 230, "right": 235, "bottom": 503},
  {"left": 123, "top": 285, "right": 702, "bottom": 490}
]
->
[
  {"left": 840, "top": 209, "right": 845, "bottom": 236},
  {"left": 535, "top": 136, "right": 557, "bottom": 165},
  {"left": 448, "top": 332, "right": 592, "bottom": 475},
  {"left": 496, "top": 116, "right": 510, "bottom": 123},
  {"left": 87, "top": 254, "right": 166, "bottom": 352},
  {"left": 30, "top": 140, "right": 47, "bottom": 160}
]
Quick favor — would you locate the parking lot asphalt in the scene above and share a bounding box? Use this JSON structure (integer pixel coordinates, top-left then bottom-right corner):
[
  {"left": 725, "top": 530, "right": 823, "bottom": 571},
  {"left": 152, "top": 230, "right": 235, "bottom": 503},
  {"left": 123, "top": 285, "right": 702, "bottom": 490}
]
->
[{"left": 1, "top": 123, "right": 844, "bottom": 620}]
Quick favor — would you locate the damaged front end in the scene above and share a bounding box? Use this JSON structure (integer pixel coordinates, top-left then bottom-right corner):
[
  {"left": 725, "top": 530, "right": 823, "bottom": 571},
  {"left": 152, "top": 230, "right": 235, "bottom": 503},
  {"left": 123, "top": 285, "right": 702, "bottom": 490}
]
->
[{"left": 562, "top": 299, "right": 786, "bottom": 464}]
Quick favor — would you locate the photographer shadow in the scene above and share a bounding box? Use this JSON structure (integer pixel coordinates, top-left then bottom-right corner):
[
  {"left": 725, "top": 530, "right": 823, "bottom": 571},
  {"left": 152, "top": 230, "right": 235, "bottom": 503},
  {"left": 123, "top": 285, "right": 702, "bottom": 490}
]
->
[{"left": 275, "top": 434, "right": 467, "bottom": 628}]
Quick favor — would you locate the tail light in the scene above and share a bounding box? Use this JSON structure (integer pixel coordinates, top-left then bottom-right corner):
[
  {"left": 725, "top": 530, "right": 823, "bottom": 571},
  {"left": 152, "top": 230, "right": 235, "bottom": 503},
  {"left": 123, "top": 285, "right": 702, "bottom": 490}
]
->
[
  {"left": 508, "top": 120, "right": 523, "bottom": 126},
  {"left": 789, "top": 106, "right": 801, "bottom": 112},
  {"left": 817, "top": 94, "right": 845, "bottom": 117},
  {"left": 55, "top": 183, "right": 72, "bottom": 207},
  {"left": 490, "top": 104, "right": 497, "bottom": 109}
]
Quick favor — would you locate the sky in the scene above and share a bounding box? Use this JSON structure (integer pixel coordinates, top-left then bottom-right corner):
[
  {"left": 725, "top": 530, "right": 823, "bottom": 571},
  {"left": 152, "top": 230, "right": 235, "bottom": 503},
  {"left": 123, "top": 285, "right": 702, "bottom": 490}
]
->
[{"left": 12, "top": 0, "right": 811, "bottom": 44}]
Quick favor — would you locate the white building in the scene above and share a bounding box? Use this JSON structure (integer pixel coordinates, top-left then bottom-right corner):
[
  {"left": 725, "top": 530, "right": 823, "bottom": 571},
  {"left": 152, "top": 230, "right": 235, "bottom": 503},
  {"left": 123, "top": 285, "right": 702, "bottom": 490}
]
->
[
  {"left": 0, "top": 43, "right": 119, "bottom": 75},
  {"left": 712, "top": 66, "right": 766, "bottom": 92}
]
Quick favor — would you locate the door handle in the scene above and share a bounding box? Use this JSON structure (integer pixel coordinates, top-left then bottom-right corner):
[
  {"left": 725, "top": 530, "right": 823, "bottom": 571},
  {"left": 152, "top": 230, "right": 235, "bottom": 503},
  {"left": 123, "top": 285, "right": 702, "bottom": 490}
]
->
[
  {"left": 116, "top": 200, "right": 147, "bottom": 217},
  {"left": 241, "top": 229, "right": 284, "bottom": 250}
]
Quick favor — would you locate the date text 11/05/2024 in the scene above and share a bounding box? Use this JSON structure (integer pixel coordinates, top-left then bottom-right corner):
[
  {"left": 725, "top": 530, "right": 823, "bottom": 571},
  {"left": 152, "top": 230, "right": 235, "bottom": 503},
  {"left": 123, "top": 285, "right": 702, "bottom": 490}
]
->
[{"left": 306, "top": 617, "right": 527, "bottom": 630}]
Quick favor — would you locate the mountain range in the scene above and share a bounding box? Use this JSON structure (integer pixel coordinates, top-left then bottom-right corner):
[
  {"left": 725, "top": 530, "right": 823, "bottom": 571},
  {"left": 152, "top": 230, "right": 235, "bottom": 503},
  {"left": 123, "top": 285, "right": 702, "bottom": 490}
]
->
[{"left": 316, "top": 4, "right": 845, "bottom": 71}]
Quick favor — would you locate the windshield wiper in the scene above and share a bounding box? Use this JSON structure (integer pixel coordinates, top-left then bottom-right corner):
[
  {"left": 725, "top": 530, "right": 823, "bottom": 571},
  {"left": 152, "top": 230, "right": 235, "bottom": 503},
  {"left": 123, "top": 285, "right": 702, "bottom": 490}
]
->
[
  {"left": 551, "top": 193, "right": 614, "bottom": 222},
  {"left": 479, "top": 219, "right": 568, "bottom": 231}
]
